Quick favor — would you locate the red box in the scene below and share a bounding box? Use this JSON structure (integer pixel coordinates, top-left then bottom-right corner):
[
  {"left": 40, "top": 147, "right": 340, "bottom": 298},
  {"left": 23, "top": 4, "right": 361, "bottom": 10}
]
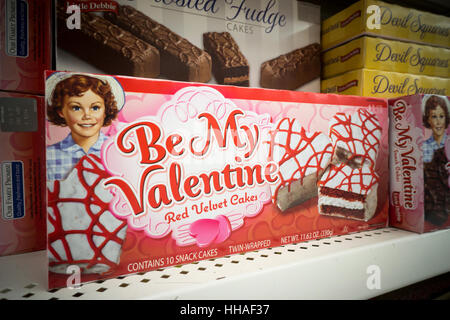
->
[
  {"left": 0, "top": 90, "right": 46, "bottom": 256},
  {"left": 0, "top": 0, "right": 52, "bottom": 95},
  {"left": 389, "top": 95, "right": 450, "bottom": 233},
  {"left": 45, "top": 71, "right": 389, "bottom": 289}
]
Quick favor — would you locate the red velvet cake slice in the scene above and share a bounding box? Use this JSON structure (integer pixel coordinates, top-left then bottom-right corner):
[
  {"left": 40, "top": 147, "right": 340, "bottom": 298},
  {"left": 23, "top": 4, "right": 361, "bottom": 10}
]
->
[
  {"left": 318, "top": 163, "right": 379, "bottom": 221},
  {"left": 267, "top": 118, "right": 333, "bottom": 212}
]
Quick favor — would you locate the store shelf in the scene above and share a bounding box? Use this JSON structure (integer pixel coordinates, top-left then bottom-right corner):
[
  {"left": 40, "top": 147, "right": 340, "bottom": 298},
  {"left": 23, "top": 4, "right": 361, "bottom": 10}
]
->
[{"left": 0, "top": 227, "right": 449, "bottom": 300}]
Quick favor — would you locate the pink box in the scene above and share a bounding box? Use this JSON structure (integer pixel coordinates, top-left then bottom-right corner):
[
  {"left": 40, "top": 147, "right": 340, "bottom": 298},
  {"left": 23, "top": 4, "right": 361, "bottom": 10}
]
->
[
  {"left": 389, "top": 95, "right": 450, "bottom": 233},
  {"left": 45, "top": 71, "right": 389, "bottom": 289},
  {"left": 0, "top": 0, "right": 52, "bottom": 95},
  {"left": 0, "top": 90, "right": 46, "bottom": 256}
]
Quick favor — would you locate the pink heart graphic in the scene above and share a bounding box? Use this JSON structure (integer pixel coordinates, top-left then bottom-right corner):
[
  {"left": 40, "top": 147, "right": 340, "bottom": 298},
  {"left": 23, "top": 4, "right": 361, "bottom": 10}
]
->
[
  {"left": 189, "top": 215, "right": 231, "bottom": 247},
  {"left": 214, "top": 215, "right": 232, "bottom": 244}
]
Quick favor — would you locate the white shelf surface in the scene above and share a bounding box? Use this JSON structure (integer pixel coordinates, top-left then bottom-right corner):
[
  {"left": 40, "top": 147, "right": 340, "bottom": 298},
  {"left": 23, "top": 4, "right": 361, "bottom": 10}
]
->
[{"left": 0, "top": 227, "right": 449, "bottom": 300}]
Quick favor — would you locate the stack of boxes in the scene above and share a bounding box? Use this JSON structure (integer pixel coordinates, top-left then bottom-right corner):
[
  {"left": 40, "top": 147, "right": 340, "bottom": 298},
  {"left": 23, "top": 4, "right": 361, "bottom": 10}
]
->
[
  {"left": 0, "top": 0, "right": 447, "bottom": 278},
  {"left": 0, "top": 1, "right": 49, "bottom": 256},
  {"left": 0, "top": 0, "right": 322, "bottom": 257},
  {"left": 320, "top": 0, "right": 450, "bottom": 233},
  {"left": 320, "top": 0, "right": 450, "bottom": 98}
]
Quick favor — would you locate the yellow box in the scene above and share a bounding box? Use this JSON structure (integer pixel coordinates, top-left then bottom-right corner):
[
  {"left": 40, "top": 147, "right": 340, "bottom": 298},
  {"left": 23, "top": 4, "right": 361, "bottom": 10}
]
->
[
  {"left": 323, "top": 36, "right": 450, "bottom": 79},
  {"left": 322, "top": 0, "right": 450, "bottom": 51},
  {"left": 321, "top": 68, "right": 450, "bottom": 98}
]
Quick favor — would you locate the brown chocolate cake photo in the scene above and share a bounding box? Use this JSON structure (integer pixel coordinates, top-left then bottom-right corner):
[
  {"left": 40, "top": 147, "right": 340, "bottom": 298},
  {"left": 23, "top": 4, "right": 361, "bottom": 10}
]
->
[
  {"left": 56, "top": 1, "right": 160, "bottom": 79},
  {"left": 56, "top": 1, "right": 321, "bottom": 92},
  {"left": 203, "top": 32, "right": 250, "bottom": 87},
  {"left": 105, "top": 5, "right": 212, "bottom": 83},
  {"left": 260, "top": 43, "right": 321, "bottom": 90}
]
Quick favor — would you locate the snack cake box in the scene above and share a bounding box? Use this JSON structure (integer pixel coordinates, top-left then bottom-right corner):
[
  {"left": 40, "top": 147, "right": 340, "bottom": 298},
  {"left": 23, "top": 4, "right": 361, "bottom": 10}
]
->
[
  {"left": 54, "top": 0, "right": 321, "bottom": 92},
  {"left": 321, "top": 68, "right": 450, "bottom": 98},
  {"left": 0, "top": 0, "right": 52, "bottom": 95},
  {"left": 45, "top": 70, "right": 389, "bottom": 289},
  {"left": 0, "top": 91, "right": 46, "bottom": 256},
  {"left": 321, "top": 0, "right": 450, "bottom": 51},
  {"left": 322, "top": 36, "right": 450, "bottom": 79},
  {"left": 389, "top": 95, "right": 450, "bottom": 233}
]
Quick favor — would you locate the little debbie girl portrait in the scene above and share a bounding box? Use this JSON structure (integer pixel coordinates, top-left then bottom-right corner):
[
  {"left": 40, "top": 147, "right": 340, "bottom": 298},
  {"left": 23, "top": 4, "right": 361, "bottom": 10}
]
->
[
  {"left": 422, "top": 95, "right": 449, "bottom": 163},
  {"left": 46, "top": 73, "right": 124, "bottom": 181},
  {"left": 421, "top": 95, "right": 450, "bottom": 226}
]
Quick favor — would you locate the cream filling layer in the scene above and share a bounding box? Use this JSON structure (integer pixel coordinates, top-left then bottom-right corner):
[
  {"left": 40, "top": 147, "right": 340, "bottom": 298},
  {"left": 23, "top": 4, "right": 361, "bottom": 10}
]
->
[{"left": 318, "top": 195, "right": 364, "bottom": 210}]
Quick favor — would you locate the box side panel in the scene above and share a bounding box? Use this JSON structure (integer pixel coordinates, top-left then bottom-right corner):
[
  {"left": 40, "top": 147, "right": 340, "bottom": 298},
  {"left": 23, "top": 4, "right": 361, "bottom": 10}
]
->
[
  {"left": 322, "top": 36, "right": 365, "bottom": 79},
  {"left": 365, "top": 37, "right": 450, "bottom": 78},
  {"left": 374, "top": 0, "right": 450, "bottom": 49},
  {"left": 321, "top": 69, "right": 363, "bottom": 96},
  {"left": 321, "top": 0, "right": 365, "bottom": 50},
  {"left": 0, "top": 92, "right": 46, "bottom": 256},
  {"left": 362, "top": 69, "right": 449, "bottom": 98},
  {"left": 388, "top": 95, "right": 425, "bottom": 233},
  {"left": 322, "top": 0, "right": 450, "bottom": 51},
  {"left": 0, "top": 0, "right": 52, "bottom": 94}
]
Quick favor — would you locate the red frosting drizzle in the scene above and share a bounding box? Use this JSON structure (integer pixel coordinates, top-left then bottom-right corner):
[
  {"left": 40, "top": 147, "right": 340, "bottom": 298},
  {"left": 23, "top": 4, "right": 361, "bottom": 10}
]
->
[
  {"left": 318, "top": 162, "right": 379, "bottom": 195},
  {"left": 329, "top": 108, "right": 381, "bottom": 168},
  {"left": 267, "top": 118, "right": 332, "bottom": 199},
  {"left": 47, "top": 154, "right": 127, "bottom": 274}
]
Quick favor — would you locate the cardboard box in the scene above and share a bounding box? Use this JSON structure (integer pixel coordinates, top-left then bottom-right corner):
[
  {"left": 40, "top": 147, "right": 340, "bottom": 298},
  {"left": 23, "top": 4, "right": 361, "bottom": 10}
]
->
[
  {"left": 321, "top": 68, "right": 450, "bottom": 98},
  {"left": 389, "top": 94, "right": 450, "bottom": 233},
  {"left": 322, "top": 0, "right": 450, "bottom": 51},
  {"left": 323, "top": 36, "right": 450, "bottom": 79},
  {"left": 0, "top": 91, "right": 46, "bottom": 256},
  {"left": 0, "top": 0, "right": 52, "bottom": 94},
  {"left": 54, "top": 0, "right": 321, "bottom": 92},
  {"left": 45, "top": 70, "right": 389, "bottom": 289}
]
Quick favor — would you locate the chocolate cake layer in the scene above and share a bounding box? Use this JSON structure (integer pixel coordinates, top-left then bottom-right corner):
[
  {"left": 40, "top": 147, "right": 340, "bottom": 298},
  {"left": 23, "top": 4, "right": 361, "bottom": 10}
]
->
[
  {"left": 319, "top": 186, "right": 366, "bottom": 202},
  {"left": 57, "top": 3, "right": 160, "bottom": 78},
  {"left": 203, "top": 32, "right": 249, "bottom": 87},
  {"left": 320, "top": 205, "right": 365, "bottom": 220},
  {"left": 105, "top": 5, "right": 212, "bottom": 83},
  {"left": 260, "top": 43, "right": 321, "bottom": 90}
]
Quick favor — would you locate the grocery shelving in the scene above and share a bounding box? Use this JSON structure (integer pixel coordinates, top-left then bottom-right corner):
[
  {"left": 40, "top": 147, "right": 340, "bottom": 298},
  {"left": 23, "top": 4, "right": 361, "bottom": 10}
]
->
[
  {"left": 1, "top": 227, "right": 449, "bottom": 300},
  {"left": 0, "top": 1, "right": 448, "bottom": 302}
]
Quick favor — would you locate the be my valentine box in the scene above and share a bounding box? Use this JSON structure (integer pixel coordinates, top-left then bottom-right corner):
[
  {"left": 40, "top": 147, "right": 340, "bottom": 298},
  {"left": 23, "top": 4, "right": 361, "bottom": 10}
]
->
[
  {"left": 45, "top": 70, "right": 389, "bottom": 289},
  {"left": 389, "top": 95, "right": 450, "bottom": 233}
]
